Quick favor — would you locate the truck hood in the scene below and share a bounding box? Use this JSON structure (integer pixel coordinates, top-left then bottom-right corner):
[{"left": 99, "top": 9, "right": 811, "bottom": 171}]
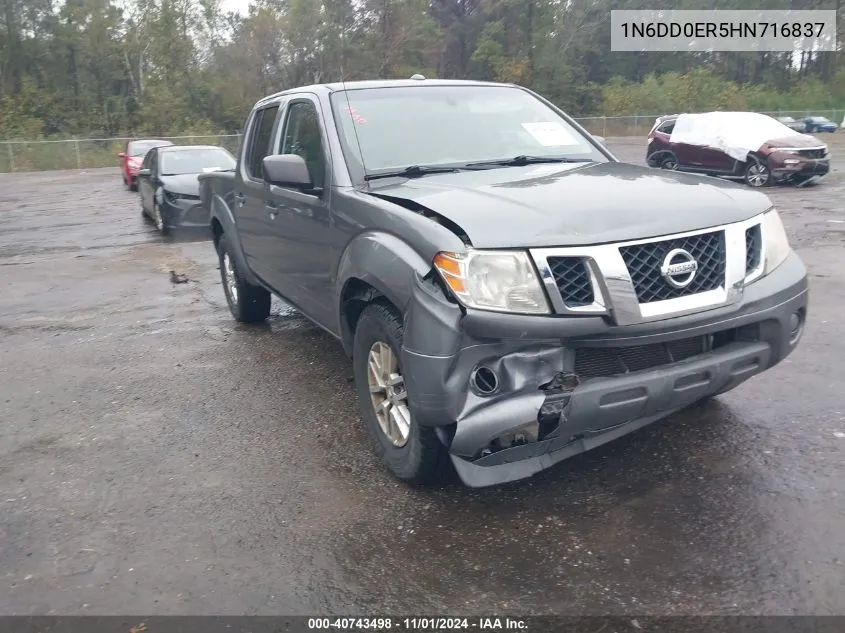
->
[{"left": 366, "top": 162, "right": 773, "bottom": 248}]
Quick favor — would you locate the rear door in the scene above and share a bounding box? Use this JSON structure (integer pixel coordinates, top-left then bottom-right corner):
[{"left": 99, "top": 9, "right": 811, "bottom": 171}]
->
[{"left": 235, "top": 102, "right": 284, "bottom": 287}]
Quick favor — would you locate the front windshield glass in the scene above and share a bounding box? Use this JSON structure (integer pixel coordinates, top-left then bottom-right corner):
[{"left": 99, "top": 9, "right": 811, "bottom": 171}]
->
[
  {"left": 129, "top": 141, "right": 168, "bottom": 157},
  {"left": 160, "top": 148, "right": 236, "bottom": 176},
  {"left": 330, "top": 85, "right": 607, "bottom": 175}
]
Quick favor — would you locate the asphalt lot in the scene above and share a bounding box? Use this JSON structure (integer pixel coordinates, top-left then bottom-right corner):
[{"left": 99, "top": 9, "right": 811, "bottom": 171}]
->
[{"left": 1, "top": 137, "right": 844, "bottom": 616}]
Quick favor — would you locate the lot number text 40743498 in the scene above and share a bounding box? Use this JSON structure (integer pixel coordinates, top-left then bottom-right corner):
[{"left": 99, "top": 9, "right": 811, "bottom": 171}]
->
[{"left": 306, "top": 617, "right": 529, "bottom": 630}]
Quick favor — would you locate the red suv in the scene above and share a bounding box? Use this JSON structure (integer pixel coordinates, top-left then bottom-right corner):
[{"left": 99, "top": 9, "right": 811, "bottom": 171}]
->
[
  {"left": 646, "top": 113, "right": 830, "bottom": 187},
  {"left": 118, "top": 139, "right": 173, "bottom": 190}
]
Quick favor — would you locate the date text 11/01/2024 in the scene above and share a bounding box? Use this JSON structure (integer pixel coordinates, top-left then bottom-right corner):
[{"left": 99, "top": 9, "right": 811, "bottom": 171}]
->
[{"left": 307, "top": 617, "right": 529, "bottom": 630}]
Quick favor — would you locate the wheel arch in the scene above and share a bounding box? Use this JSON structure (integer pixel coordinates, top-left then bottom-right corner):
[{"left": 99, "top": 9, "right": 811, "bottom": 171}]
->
[
  {"left": 208, "top": 194, "right": 260, "bottom": 286},
  {"left": 336, "top": 232, "right": 432, "bottom": 357}
]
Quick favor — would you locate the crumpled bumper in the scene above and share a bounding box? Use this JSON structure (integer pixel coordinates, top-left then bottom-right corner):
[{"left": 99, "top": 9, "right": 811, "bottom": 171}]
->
[
  {"left": 159, "top": 199, "right": 211, "bottom": 230},
  {"left": 401, "top": 252, "right": 809, "bottom": 488},
  {"left": 771, "top": 159, "right": 829, "bottom": 183}
]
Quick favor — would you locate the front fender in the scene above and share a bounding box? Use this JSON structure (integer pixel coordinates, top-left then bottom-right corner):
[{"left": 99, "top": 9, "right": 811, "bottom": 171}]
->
[
  {"left": 208, "top": 192, "right": 260, "bottom": 287},
  {"left": 335, "top": 231, "right": 433, "bottom": 352}
]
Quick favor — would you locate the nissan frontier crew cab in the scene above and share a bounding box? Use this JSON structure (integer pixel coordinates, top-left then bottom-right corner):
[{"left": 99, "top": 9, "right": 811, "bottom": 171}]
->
[{"left": 198, "top": 77, "right": 808, "bottom": 488}]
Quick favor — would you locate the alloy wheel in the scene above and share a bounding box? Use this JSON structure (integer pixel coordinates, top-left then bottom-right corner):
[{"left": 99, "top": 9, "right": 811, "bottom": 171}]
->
[
  {"left": 746, "top": 162, "right": 770, "bottom": 187},
  {"left": 366, "top": 341, "right": 411, "bottom": 447},
  {"left": 222, "top": 252, "right": 239, "bottom": 306}
]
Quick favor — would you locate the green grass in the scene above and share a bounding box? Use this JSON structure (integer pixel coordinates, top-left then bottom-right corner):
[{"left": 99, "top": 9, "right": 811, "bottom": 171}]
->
[{"left": 0, "top": 135, "right": 242, "bottom": 173}]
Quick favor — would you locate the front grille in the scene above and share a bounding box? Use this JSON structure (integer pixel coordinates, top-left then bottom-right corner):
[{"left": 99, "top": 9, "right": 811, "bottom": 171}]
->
[
  {"left": 619, "top": 231, "right": 725, "bottom": 303},
  {"left": 547, "top": 256, "right": 595, "bottom": 307},
  {"left": 745, "top": 224, "right": 762, "bottom": 274},
  {"left": 797, "top": 148, "right": 826, "bottom": 159},
  {"left": 574, "top": 336, "right": 706, "bottom": 379}
]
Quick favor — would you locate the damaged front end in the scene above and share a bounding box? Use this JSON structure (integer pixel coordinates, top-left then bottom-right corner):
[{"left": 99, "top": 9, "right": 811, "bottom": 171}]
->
[{"left": 400, "top": 220, "right": 808, "bottom": 487}]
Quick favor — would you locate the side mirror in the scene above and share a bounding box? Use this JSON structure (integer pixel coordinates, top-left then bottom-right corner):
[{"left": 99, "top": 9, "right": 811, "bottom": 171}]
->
[
  {"left": 118, "top": 152, "right": 126, "bottom": 158},
  {"left": 137, "top": 168, "right": 151, "bottom": 178},
  {"left": 262, "top": 154, "right": 312, "bottom": 189}
]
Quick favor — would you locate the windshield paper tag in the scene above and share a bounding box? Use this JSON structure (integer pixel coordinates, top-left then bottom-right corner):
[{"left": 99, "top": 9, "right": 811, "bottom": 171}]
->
[{"left": 522, "top": 122, "right": 577, "bottom": 146}]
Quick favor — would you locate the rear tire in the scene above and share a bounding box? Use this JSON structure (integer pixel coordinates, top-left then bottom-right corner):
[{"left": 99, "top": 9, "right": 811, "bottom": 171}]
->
[
  {"left": 352, "top": 301, "right": 449, "bottom": 485},
  {"left": 216, "top": 233, "right": 271, "bottom": 323},
  {"left": 660, "top": 155, "right": 679, "bottom": 170}
]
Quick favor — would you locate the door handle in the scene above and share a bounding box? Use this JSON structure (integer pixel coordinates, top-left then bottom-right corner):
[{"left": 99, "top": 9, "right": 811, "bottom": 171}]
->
[
  {"left": 234, "top": 192, "right": 246, "bottom": 206},
  {"left": 265, "top": 201, "right": 278, "bottom": 219}
]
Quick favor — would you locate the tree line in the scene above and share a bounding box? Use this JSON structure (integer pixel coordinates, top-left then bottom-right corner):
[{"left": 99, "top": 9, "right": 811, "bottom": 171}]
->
[{"left": 1, "top": 0, "right": 843, "bottom": 140}]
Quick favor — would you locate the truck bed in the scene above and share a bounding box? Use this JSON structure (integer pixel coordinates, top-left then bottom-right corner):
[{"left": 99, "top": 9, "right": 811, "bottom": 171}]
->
[{"left": 198, "top": 170, "right": 236, "bottom": 211}]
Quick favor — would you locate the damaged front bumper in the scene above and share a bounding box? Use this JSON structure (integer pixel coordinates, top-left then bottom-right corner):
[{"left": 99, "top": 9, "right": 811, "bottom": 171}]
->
[
  {"left": 771, "top": 159, "right": 830, "bottom": 185},
  {"left": 401, "top": 252, "right": 809, "bottom": 488},
  {"left": 159, "top": 197, "right": 210, "bottom": 230}
]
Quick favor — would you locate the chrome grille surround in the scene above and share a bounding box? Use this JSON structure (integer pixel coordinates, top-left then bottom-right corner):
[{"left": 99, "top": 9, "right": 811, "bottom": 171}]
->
[{"left": 531, "top": 213, "right": 767, "bottom": 326}]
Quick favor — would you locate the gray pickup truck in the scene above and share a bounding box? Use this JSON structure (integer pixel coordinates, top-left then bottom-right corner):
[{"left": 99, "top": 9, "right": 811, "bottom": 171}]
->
[{"left": 198, "top": 77, "right": 808, "bottom": 488}]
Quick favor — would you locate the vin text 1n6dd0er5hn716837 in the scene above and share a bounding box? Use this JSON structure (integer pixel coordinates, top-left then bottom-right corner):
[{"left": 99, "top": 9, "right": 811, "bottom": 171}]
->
[{"left": 198, "top": 76, "right": 808, "bottom": 488}]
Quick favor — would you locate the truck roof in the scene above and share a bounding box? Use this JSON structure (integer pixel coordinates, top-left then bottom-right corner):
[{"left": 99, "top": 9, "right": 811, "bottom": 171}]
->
[{"left": 253, "top": 78, "right": 517, "bottom": 108}]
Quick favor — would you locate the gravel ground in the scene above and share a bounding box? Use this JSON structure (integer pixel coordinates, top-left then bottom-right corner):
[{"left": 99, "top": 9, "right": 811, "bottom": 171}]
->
[{"left": 1, "top": 137, "right": 844, "bottom": 616}]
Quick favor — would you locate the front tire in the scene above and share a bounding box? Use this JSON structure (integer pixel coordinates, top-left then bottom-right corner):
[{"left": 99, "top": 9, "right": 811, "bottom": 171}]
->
[
  {"left": 216, "top": 233, "right": 271, "bottom": 323},
  {"left": 352, "top": 302, "right": 449, "bottom": 484},
  {"left": 141, "top": 199, "right": 152, "bottom": 223},
  {"left": 152, "top": 201, "right": 170, "bottom": 235},
  {"left": 744, "top": 155, "right": 771, "bottom": 187}
]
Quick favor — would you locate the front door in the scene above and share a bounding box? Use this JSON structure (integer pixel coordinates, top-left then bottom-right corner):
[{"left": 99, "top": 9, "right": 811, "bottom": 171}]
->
[{"left": 266, "top": 97, "right": 334, "bottom": 326}]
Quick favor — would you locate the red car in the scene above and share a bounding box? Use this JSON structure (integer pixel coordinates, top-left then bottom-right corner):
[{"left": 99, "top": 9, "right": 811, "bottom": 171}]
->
[
  {"left": 646, "top": 112, "right": 830, "bottom": 187},
  {"left": 118, "top": 139, "right": 173, "bottom": 190}
]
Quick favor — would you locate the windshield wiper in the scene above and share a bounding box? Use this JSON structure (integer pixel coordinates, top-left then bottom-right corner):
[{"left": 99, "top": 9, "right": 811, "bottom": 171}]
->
[
  {"left": 465, "top": 155, "right": 595, "bottom": 168},
  {"left": 364, "top": 165, "right": 462, "bottom": 181}
]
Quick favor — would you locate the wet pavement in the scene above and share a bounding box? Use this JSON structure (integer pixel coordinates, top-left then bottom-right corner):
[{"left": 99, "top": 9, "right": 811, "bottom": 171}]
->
[{"left": 1, "top": 139, "right": 844, "bottom": 616}]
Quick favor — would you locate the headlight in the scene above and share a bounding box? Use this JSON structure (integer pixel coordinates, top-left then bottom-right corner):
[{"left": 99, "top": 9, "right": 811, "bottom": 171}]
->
[
  {"left": 433, "top": 250, "right": 550, "bottom": 315},
  {"left": 762, "top": 209, "right": 791, "bottom": 275}
]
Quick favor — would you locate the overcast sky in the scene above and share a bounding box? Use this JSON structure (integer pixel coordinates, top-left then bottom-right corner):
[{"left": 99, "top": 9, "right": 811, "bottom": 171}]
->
[{"left": 220, "top": 0, "right": 252, "bottom": 15}]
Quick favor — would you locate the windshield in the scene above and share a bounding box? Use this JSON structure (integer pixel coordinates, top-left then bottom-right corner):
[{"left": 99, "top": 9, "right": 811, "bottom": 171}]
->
[
  {"left": 160, "top": 148, "right": 236, "bottom": 176},
  {"left": 129, "top": 141, "right": 169, "bottom": 157},
  {"left": 330, "top": 85, "right": 607, "bottom": 175}
]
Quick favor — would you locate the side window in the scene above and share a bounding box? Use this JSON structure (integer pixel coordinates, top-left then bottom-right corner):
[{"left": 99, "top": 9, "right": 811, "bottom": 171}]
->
[
  {"left": 148, "top": 151, "right": 157, "bottom": 174},
  {"left": 246, "top": 105, "right": 279, "bottom": 180},
  {"left": 280, "top": 101, "right": 327, "bottom": 189},
  {"left": 659, "top": 121, "right": 675, "bottom": 135},
  {"left": 142, "top": 149, "right": 152, "bottom": 169}
]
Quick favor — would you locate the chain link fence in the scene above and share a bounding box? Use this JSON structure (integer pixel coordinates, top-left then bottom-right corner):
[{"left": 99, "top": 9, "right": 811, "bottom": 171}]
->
[
  {"left": 0, "top": 134, "right": 242, "bottom": 174},
  {"left": 2, "top": 110, "right": 843, "bottom": 173}
]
